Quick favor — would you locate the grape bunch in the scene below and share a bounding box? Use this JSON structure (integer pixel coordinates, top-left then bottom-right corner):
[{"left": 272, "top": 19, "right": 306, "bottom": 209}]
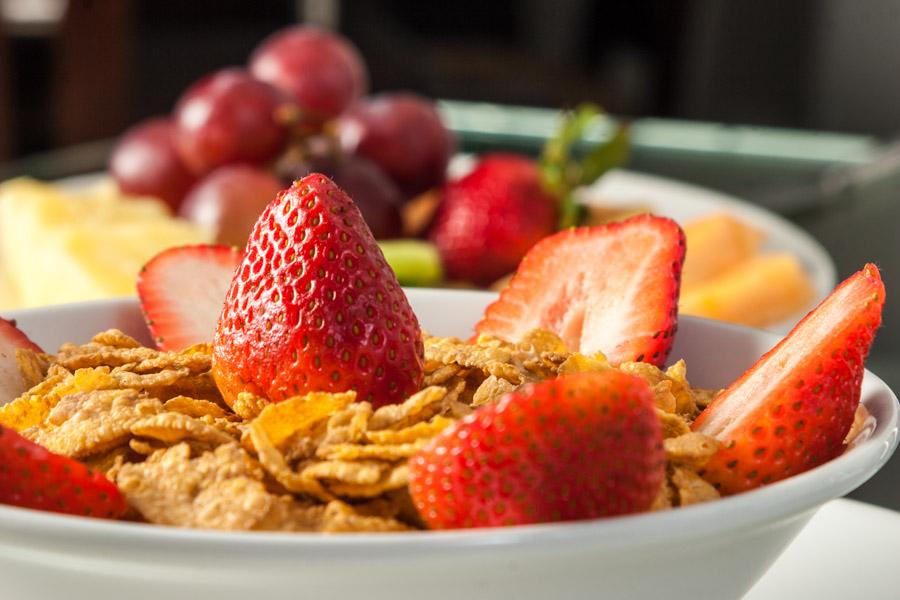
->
[{"left": 108, "top": 25, "right": 455, "bottom": 246}]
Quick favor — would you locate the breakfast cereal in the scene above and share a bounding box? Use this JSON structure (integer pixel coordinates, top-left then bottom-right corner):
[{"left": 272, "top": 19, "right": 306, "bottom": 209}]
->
[{"left": 0, "top": 327, "right": 725, "bottom": 532}]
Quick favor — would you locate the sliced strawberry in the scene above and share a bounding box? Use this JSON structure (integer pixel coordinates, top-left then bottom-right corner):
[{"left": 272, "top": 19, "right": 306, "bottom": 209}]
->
[
  {"left": 212, "top": 174, "right": 423, "bottom": 409},
  {"left": 137, "top": 244, "right": 243, "bottom": 352},
  {"left": 0, "top": 318, "right": 43, "bottom": 406},
  {"left": 475, "top": 214, "right": 685, "bottom": 366},
  {"left": 694, "top": 264, "right": 884, "bottom": 494},
  {"left": 0, "top": 426, "right": 127, "bottom": 519},
  {"left": 408, "top": 371, "right": 665, "bottom": 529}
]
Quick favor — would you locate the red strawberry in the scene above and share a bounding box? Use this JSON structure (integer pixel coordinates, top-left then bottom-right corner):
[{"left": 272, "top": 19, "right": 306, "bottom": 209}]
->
[
  {"left": 137, "top": 244, "right": 243, "bottom": 352},
  {"left": 694, "top": 264, "right": 884, "bottom": 495},
  {"left": 0, "top": 318, "right": 43, "bottom": 405},
  {"left": 408, "top": 370, "right": 665, "bottom": 529},
  {"left": 212, "top": 174, "right": 423, "bottom": 409},
  {"left": 475, "top": 214, "right": 685, "bottom": 366},
  {"left": 428, "top": 154, "right": 558, "bottom": 286},
  {"left": 0, "top": 426, "right": 127, "bottom": 519}
]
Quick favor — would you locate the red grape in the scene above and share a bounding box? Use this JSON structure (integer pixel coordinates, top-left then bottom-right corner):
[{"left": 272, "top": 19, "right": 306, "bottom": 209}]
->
[
  {"left": 108, "top": 118, "right": 196, "bottom": 211},
  {"left": 282, "top": 153, "right": 403, "bottom": 239},
  {"left": 178, "top": 164, "right": 284, "bottom": 247},
  {"left": 249, "top": 26, "right": 367, "bottom": 127},
  {"left": 173, "top": 68, "right": 290, "bottom": 175},
  {"left": 336, "top": 93, "right": 454, "bottom": 198}
]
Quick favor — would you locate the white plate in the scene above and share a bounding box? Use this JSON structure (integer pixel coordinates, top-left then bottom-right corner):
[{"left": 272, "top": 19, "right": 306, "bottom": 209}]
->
[
  {"left": 581, "top": 169, "right": 837, "bottom": 333},
  {"left": 747, "top": 498, "right": 900, "bottom": 599}
]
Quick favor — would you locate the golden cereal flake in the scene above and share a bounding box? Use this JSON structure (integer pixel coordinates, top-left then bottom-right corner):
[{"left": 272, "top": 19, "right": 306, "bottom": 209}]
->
[
  {"left": 321, "top": 500, "right": 411, "bottom": 532},
  {"left": 81, "top": 445, "right": 129, "bottom": 480},
  {"left": 656, "top": 409, "right": 691, "bottom": 439},
  {"left": 15, "top": 348, "right": 50, "bottom": 389},
  {"left": 128, "top": 352, "right": 211, "bottom": 375},
  {"left": 422, "top": 363, "right": 462, "bottom": 386},
  {"left": 318, "top": 402, "right": 373, "bottom": 448},
  {"left": 248, "top": 419, "right": 335, "bottom": 501},
  {"left": 0, "top": 368, "right": 69, "bottom": 431},
  {"left": 671, "top": 467, "right": 720, "bottom": 506},
  {"left": 327, "top": 464, "right": 409, "bottom": 498},
  {"left": 129, "top": 437, "right": 166, "bottom": 456},
  {"left": 471, "top": 375, "right": 516, "bottom": 407},
  {"left": 231, "top": 391, "right": 270, "bottom": 420},
  {"left": 253, "top": 496, "right": 328, "bottom": 532},
  {"left": 424, "top": 337, "right": 529, "bottom": 384},
  {"left": 162, "top": 396, "right": 229, "bottom": 419},
  {"left": 368, "top": 386, "right": 448, "bottom": 431},
  {"left": 664, "top": 432, "right": 720, "bottom": 469},
  {"left": 253, "top": 391, "right": 354, "bottom": 449},
  {"left": 192, "top": 477, "right": 278, "bottom": 530},
  {"left": 300, "top": 460, "right": 386, "bottom": 486},
  {"left": 650, "top": 380, "right": 678, "bottom": 414},
  {"left": 28, "top": 389, "right": 163, "bottom": 457},
  {"left": 116, "top": 442, "right": 272, "bottom": 529},
  {"left": 650, "top": 479, "right": 674, "bottom": 511},
  {"left": 110, "top": 367, "right": 192, "bottom": 389},
  {"left": 620, "top": 360, "right": 697, "bottom": 417},
  {"left": 365, "top": 416, "right": 454, "bottom": 445},
  {"left": 557, "top": 353, "right": 611, "bottom": 375},
  {"left": 318, "top": 440, "right": 428, "bottom": 462},
  {"left": 56, "top": 346, "right": 159, "bottom": 371},
  {"left": 519, "top": 329, "right": 568, "bottom": 353},
  {"left": 130, "top": 411, "right": 236, "bottom": 447},
  {"left": 692, "top": 387, "right": 720, "bottom": 409},
  {"left": 439, "top": 379, "right": 473, "bottom": 418},
  {"left": 664, "top": 360, "right": 699, "bottom": 416},
  {"left": 89, "top": 329, "right": 143, "bottom": 348}
]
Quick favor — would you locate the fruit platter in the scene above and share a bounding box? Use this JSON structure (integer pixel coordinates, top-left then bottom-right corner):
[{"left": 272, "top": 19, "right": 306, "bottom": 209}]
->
[
  {"left": 0, "top": 24, "right": 832, "bottom": 333},
  {"left": 0, "top": 22, "right": 895, "bottom": 600}
]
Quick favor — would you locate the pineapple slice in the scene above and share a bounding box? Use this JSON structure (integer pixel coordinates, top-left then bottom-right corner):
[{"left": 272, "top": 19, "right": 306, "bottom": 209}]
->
[{"left": 0, "top": 178, "right": 213, "bottom": 308}]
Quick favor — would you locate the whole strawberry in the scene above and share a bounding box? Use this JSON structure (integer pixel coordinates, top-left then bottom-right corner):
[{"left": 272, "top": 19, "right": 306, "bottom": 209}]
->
[
  {"left": 212, "top": 174, "right": 423, "bottom": 408},
  {"left": 0, "top": 426, "right": 127, "bottom": 519},
  {"left": 408, "top": 371, "right": 665, "bottom": 529},
  {"left": 694, "top": 264, "right": 884, "bottom": 494},
  {"left": 429, "top": 154, "right": 557, "bottom": 286}
]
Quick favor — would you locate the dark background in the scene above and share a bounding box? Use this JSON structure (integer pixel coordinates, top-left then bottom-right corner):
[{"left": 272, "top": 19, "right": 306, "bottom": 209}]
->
[{"left": 4, "top": 0, "right": 900, "bottom": 160}]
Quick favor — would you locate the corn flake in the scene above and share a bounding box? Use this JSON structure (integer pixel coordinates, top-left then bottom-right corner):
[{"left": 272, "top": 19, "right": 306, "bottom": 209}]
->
[
  {"left": 27, "top": 389, "right": 162, "bottom": 457},
  {"left": 671, "top": 467, "right": 720, "bottom": 506}
]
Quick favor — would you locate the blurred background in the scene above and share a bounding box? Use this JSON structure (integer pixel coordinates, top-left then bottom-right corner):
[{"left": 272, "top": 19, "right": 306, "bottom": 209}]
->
[
  {"left": 1, "top": 0, "right": 900, "bottom": 507},
  {"left": 7, "top": 0, "right": 900, "bottom": 157}
]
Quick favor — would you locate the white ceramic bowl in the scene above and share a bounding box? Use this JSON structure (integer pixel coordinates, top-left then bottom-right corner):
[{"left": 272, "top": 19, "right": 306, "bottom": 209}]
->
[{"left": 0, "top": 290, "right": 895, "bottom": 600}]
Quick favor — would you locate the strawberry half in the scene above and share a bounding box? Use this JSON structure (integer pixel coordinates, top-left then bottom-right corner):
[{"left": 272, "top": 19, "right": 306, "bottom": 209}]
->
[
  {"left": 212, "top": 174, "right": 423, "bottom": 409},
  {"left": 475, "top": 214, "right": 685, "bottom": 366},
  {"left": 0, "top": 426, "right": 127, "bottom": 519},
  {"left": 694, "top": 264, "right": 884, "bottom": 495},
  {"left": 137, "top": 244, "right": 243, "bottom": 351},
  {"left": 0, "top": 318, "right": 43, "bottom": 406},
  {"left": 408, "top": 370, "right": 665, "bottom": 529}
]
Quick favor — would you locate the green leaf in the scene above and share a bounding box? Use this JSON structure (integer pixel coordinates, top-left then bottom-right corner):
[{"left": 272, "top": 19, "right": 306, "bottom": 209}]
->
[
  {"left": 578, "top": 124, "right": 630, "bottom": 186},
  {"left": 539, "top": 104, "right": 631, "bottom": 230}
]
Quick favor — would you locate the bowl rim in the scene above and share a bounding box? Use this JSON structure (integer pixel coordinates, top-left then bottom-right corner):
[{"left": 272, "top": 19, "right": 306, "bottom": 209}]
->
[{"left": 0, "top": 292, "right": 896, "bottom": 557}]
